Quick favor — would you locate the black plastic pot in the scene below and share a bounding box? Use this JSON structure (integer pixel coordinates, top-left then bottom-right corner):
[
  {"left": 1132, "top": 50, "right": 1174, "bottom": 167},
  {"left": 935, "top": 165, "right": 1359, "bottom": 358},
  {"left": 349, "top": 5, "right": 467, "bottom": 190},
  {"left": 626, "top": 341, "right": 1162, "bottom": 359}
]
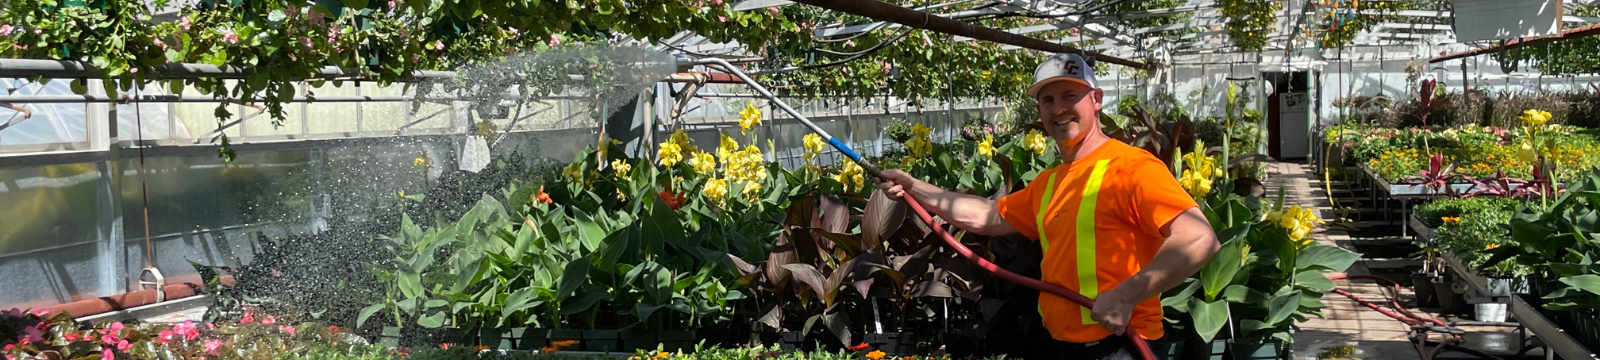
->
[
  {"left": 548, "top": 329, "right": 583, "bottom": 349},
  {"left": 620, "top": 329, "right": 658, "bottom": 353},
  {"left": 515, "top": 328, "right": 549, "bottom": 350},
  {"left": 1185, "top": 339, "right": 1226, "bottom": 360},
  {"left": 478, "top": 327, "right": 513, "bottom": 349},
  {"left": 698, "top": 328, "right": 733, "bottom": 349},
  {"left": 1433, "top": 276, "right": 1464, "bottom": 314},
  {"left": 865, "top": 333, "right": 917, "bottom": 357},
  {"left": 659, "top": 330, "right": 696, "bottom": 352},
  {"left": 582, "top": 329, "right": 620, "bottom": 352},
  {"left": 1411, "top": 271, "right": 1438, "bottom": 308},
  {"left": 1228, "top": 341, "right": 1281, "bottom": 360},
  {"left": 1165, "top": 340, "right": 1186, "bottom": 360},
  {"left": 778, "top": 331, "right": 806, "bottom": 352}
]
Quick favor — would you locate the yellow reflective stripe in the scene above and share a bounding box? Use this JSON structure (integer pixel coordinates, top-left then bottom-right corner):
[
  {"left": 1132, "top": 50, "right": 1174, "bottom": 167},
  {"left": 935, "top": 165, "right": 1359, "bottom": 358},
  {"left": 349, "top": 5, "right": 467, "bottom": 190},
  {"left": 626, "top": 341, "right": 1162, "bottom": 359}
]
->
[
  {"left": 1036, "top": 173, "right": 1059, "bottom": 251},
  {"left": 1036, "top": 173, "right": 1058, "bottom": 317},
  {"left": 1077, "top": 159, "right": 1111, "bottom": 325}
]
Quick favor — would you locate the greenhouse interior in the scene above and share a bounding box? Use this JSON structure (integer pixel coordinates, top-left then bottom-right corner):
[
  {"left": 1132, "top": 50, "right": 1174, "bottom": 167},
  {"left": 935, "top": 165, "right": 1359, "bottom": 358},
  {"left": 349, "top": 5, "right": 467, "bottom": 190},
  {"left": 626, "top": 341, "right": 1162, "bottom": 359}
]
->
[{"left": 4, "top": 0, "right": 1600, "bottom": 359}]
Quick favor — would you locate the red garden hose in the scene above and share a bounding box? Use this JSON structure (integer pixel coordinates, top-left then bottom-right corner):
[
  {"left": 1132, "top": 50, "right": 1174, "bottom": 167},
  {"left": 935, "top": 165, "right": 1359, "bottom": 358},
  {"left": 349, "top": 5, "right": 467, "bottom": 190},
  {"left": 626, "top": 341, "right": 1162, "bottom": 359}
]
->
[
  {"left": 1326, "top": 274, "right": 1482, "bottom": 360},
  {"left": 902, "top": 197, "right": 1159, "bottom": 360}
]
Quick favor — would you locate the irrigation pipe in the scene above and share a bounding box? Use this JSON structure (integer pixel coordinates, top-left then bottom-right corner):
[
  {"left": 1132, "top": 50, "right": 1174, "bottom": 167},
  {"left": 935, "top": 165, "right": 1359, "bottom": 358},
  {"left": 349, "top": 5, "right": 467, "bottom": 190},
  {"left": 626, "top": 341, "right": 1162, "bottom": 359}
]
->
[{"left": 692, "top": 57, "right": 1158, "bottom": 360}]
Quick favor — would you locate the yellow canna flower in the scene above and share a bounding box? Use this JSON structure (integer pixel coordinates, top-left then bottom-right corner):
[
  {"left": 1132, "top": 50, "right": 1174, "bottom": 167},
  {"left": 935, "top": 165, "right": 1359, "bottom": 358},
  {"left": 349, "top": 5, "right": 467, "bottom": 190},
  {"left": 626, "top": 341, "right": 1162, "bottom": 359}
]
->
[
  {"left": 739, "top": 103, "right": 763, "bottom": 135},
  {"left": 977, "top": 134, "right": 995, "bottom": 157},
  {"left": 1023, "top": 130, "right": 1049, "bottom": 155},
  {"left": 611, "top": 159, "right": 632, "bottom": 178},
  {"left": 1178, "top": 169, "right": 1212, "bottom": 198},
  {"left": 1520, "top": 109, "right": 1552, "bottom": 127},
  {"left": 718, "top": 132, "right": 738, "bottom": 163},
  {"left": 657, "top": 141, "right": 684, "bottom": 167},
  {"left": 743, "top": 181, "right": 763, "bottom": 199},
  {"left": 703, "top": 177, "right": 728, "bottom": 204},
  {"left": 802, "top": 133, "right": 826, "bottom": 161},
  {"left": 1517, "top": 141, "right": 1538, "bottom": 162},
  {"left": 835, "top": 160, "right": 866, "bottom": 192},
  {"left": 689, "top": 150, "right": 716, "bottom": 174}
]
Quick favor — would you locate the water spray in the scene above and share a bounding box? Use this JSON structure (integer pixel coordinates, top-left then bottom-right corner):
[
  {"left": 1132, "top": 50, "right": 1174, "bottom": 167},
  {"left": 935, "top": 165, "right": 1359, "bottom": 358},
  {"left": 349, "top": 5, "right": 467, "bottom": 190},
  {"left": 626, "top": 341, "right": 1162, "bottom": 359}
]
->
[{"left": 680, "top": 57, "right": 1160, "bottom": 360}]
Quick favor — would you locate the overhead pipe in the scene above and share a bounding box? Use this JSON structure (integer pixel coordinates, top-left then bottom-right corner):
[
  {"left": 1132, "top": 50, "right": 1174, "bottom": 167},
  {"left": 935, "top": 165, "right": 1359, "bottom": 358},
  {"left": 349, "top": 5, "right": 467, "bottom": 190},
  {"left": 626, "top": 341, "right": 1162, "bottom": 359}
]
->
[
  {"left": 1430, "top": 22, "right": 1600, "bottom": 63},
  {"left": 0, "top": 59, "right": 455, "bottom": 81},
  {"left": 783, "top": 0, "right": 1153, "bottom": 69},
  {"left": 0, "top": 93, "right": 589, "bottom": 104}
]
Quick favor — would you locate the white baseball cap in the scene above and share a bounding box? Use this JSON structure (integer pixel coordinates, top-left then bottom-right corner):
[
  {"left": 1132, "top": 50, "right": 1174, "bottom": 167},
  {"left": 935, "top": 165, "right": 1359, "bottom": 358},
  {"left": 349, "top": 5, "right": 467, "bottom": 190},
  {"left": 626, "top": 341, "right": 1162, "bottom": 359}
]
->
[{"left": 1027, "top": 53, "right": 1099, "bottom": 98}]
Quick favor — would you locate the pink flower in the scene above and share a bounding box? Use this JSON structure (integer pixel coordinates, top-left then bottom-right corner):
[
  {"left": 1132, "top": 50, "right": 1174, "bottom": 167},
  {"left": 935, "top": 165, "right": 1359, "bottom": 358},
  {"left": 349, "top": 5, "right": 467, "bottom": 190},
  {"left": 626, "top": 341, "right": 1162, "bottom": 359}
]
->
[
  {"left": 175, "top": 321, "right": 201, "bottom": 341},
  {"left": 845, "top": 40, "right": 855, "bottom": 47},
  {"left": 179, "top": 17, "right": 192, "bottom": 30},
  {"left": 23, "top": 326, "right": 43, "bottom": 343},
  {"left": 117, "top": 340, "right": 130, "bottom": 352},
  {"left": 33, "top": 29, "right": 41, "bottom": 35},
  {"left": 204, "top": 340, "right": 223, "bottom": 356},
  {"left": 109, "top": 322, "right": 124, "bottom": 333},
  {"left": 65, "top": 333, "right": 82, "bottom": 342},
  {"left": 278, "top": 325, "right": 296, "bottom": 335},
  {"left": 411, "top": 54, "right": 420, "bottom": 62},
  {"left": 262, "top": 316, "right": 275, "bottom": 324},
  {"left": 32, "top": 310, "right": 48, "bottom": 317},
  {"left": 286, "top": 5, "right": 300, "bottom": 18},
  {"left": 509, "top": 27, "right": 519, "bottom": 36},
  {"left": 153, "top": 38, "right": 166, "bottom": 48},
  {"left": 309, "top": 10, "right": 325, "bottom": 26},
  {"left": 712, "top": 0, "right": 721, "bottom": 4},
  {"left": 718, "top": 16, "right": 726, "bottom": 22},
  {"left": 102, "top": 348, "right": 114, "bottom": 360},
  {"left": 548, "top": 36, "right": 560, "bottom": 46},
  {"left": 328, "top": 326, "right": 338, "bottom": 333},
  {"left": 388, "top": 0, "right": 396, "bottom": 8},
  {"left": 223, "top": 31, "right": 240, "bottom": 45},
  {"left": 302, "top": 37, "right": 313, "bottom": 49},
  {"left": 240, "top": 312, "right": 253, "bottom": 324},
  {"left": 6, "top": 353, "right": 14, "bottom": 360},
  {"left": 433, "top": 40, "right": 444, "bottom": 50},
  {"left": 769, "top": 6, "right": 779, "bottom": 15},
  {"left": 101, "top": 333, "right": 118, "bottom": 345},
  {"left": 0, "top": 25, "right": 13, "bottom": 36},
  {"left": 156, "top": 330, "right": 172, "bottom": 344}
]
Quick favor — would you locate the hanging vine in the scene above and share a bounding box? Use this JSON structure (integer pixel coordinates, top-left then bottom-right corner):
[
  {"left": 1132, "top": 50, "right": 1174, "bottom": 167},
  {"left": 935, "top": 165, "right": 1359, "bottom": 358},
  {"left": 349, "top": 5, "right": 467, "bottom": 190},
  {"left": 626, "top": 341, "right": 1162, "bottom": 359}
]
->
[{"left": 1218, "top": 0, "right": 1280, "bottom": 52}]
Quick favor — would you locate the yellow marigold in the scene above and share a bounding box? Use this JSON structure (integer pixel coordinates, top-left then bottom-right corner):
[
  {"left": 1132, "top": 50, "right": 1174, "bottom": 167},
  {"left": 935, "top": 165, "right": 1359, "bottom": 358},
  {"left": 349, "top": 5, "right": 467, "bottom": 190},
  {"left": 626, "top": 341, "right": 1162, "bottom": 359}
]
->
[
  {"left": 703, "top": 177, "right": 728, "bottom": 204},
  {"left": 611, "top": 159, "right": 633, "bottom": 178},
  {"left": 739, "top": 103, "right": 763, "bottom": 135},
  {"left": 1178, "top": 169, "right": 1212, "bottom": 198},
  {"left": 1023, "top": 130, "right": 1049, "bottom": 155},
  {"left": 977, "top": 134, "right": 995, "bottom": 157},
  {"left": 866, "top": 350, "right": 887, "bottom": 360},
  {"left": 658, "top": 141, "right": 684, "bottom": 167},
  {"left": 1441, "top": 216, "right": 1461, "bottom": 225},
  {"left": 835, "top": 160, "right": 866, "bottom": 192},
  {"left": 802, "top": 133, "right": 826, "bottom": 161},
  {"left": 689, "top": 150, "right": 716, "bottom": 174},
  {"left": 1520, "top": 109, "right": 1552, "bottom": 127},
  {"left": 654, "top": 351, "right": 671, "bottom": 359},
  {"left": 1486, "top": 243, "right": 1499, "bottom": 250}
]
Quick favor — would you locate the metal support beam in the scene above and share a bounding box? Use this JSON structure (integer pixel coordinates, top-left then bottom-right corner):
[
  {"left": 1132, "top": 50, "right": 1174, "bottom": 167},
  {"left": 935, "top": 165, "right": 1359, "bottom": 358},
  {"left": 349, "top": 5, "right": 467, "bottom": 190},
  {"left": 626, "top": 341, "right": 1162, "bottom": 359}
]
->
[
  {"left": 784, "top": 0, "right": 1152, "bottom": 69},
  {"left": 1431, "top": 22, "right": 1600, "bottom": 63}
]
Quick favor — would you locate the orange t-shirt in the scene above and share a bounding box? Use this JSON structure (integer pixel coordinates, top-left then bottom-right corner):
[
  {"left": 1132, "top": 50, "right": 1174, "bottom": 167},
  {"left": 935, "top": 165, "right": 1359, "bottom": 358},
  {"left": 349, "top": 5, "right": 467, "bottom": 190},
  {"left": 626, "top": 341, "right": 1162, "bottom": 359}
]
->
[{"left": 995, "top": 139, "right": 1198, "bottom": 343}]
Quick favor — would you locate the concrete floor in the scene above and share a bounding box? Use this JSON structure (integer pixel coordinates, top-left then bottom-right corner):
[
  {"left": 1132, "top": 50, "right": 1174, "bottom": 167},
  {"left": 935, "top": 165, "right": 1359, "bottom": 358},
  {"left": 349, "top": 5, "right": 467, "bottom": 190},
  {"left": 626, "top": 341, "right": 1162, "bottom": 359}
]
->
[{"left": 1268, "top": 161, "right": 1532, "bottom": 360}]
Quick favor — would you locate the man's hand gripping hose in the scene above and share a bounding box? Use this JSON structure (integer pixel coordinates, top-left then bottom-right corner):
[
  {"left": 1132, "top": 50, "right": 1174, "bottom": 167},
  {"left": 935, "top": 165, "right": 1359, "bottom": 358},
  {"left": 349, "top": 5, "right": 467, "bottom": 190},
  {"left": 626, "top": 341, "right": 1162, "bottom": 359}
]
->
[{"left": 689, "top": 58, "right": 1158, "bottom": 360}]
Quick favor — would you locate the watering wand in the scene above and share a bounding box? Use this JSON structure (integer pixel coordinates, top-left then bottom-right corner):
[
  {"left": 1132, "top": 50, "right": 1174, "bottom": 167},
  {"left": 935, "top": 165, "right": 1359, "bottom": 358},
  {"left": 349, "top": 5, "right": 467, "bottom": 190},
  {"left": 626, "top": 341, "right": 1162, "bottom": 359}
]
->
[{"left": 686, "top": 57, "right": 1159, "bottom": 360}]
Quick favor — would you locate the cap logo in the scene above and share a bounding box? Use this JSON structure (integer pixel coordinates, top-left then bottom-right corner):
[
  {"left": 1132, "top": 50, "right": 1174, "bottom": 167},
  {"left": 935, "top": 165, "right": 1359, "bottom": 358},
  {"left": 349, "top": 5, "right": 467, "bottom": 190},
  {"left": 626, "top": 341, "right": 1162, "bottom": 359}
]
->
[{"left": 1064, "top": 62, "right": 1080, "bottom": 76}]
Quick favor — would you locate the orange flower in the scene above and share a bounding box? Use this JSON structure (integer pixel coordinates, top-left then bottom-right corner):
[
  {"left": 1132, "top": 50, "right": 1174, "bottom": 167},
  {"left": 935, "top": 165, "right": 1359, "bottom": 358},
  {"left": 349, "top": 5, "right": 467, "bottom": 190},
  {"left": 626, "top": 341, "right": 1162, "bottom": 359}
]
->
[
  {"left": 1486, "top": 243, "right": 1500, "bottom": 250},
  {"left": 476, "top": 345, "right": 489, "bottom": 351},
  {"left": 866, "top": 350, "right": 887, "bottom": 360},
  {"left": 659, "top": 189, "right": 686, "bottom": 210},
  {"left": 441, "top": 343, "right": 456, "bottom": 349},
  {"left": 653, "top": 352, "right": 671, "bottom": 359},
  {"left": 535, "top": 185, "right": 554, "bottom": 204},
  {"left": 543, "top": 347, "right": 559, "bottom": 353},
  {"left": 849, "top": 342, "right": 871, "bottom": 352},
  {"left": 1441, "top": 217, "right": 1461, "bottom": 225}
]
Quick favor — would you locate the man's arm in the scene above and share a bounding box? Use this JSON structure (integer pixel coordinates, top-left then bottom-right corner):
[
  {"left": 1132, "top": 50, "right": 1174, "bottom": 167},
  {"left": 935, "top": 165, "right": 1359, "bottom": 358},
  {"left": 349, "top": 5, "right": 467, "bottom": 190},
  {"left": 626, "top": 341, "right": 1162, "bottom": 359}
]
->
[
  {"left": 876, "top": 169, "right": 1019, "bottom": 236},
  {"left": 1090, "top": 207, "right": 1220, "bottom": 336}
]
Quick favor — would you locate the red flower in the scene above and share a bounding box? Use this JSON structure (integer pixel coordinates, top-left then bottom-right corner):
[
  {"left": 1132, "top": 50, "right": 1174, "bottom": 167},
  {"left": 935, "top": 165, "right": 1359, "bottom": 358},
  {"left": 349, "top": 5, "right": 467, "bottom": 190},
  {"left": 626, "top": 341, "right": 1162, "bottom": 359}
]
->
[
  {"left": 535, "top": 186, "right": 553, "bottom": 204},
  {"left": 659, "top": 189, "right": 686, "bottom": 210},
  {"left": 849, "top": 342, "right": 870, "bottom": 352}
]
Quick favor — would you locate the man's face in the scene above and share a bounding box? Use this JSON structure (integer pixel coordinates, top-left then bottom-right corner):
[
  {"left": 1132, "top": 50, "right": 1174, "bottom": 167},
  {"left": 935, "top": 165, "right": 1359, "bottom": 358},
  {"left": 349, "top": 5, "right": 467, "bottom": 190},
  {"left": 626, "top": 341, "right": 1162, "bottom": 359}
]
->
[{"left": 1034, "top": 80, "right": 1104, "bottom": 142}]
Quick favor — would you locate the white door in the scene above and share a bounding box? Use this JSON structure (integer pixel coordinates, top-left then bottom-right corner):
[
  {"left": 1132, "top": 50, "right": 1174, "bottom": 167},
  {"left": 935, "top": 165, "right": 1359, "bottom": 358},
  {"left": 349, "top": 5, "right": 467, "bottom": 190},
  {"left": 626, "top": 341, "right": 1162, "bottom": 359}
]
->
[{"left": 1279, "top": 93, "right": 1309, "bottom": 159}]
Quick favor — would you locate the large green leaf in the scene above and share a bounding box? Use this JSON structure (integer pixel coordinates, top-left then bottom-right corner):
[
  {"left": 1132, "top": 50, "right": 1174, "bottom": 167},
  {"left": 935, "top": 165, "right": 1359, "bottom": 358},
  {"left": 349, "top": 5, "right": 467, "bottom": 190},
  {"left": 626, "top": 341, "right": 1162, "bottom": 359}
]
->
[
  {"left": 502, "top": 288, "right": 537, "bottom": 322},
  {"left": 557, "top": 256, "right": 591, "bottom": 300},
  {"left": 357, "top": 303, "right": 386, "bottom": 327},
  {"left": 1264, "top": 292, "right": 1301, "bottom": 325},
  {"left": 417, "top": 311, "right": 446, "bottom": 328},
  {"left": 1295, "top": 243, "right": 1360, "bottom": 272},
  {"left": 1162, "top": 279, "right": 1201, "bottom": 311},
  {"left": 574, "top": 210, "right": 606, "bottom": 252},
  {"left": 642, "top": 197, "right": 687, "bottom": 256},
  {"left": 559, "top": 285, "right": 610, "bottom": 315},
  {"left": 1199, "top": 238, "right": 1246, "bottom": 301},
  {"left": 1189, "top": 298, "right": 1230, "bottom": 343},
  {"left": 1294, "top": 269, "right": 1337, "bottom": 292},
  {"left": 1559, "top": 274, "right": 1600, "bottom": 295},
  {"left": 398, "top": 271, "right": 423, "bottom": 299}
]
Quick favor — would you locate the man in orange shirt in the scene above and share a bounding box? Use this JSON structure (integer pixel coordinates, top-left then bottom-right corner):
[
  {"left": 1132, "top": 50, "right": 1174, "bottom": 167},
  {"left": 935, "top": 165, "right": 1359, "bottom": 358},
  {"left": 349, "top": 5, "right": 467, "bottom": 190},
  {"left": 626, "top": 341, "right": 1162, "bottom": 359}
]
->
[{"left": 876, "top": 53, "right": 1220, "bottom": 360}]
